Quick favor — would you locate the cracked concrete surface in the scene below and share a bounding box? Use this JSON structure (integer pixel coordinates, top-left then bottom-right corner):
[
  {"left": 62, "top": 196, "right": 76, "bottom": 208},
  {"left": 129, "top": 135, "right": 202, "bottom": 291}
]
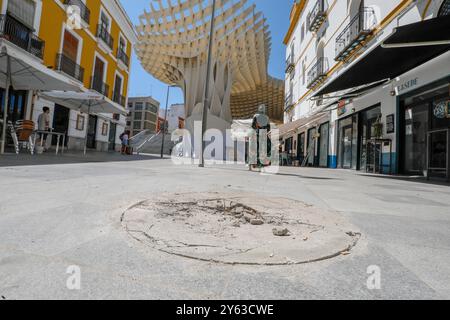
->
[
  {"left": 0, "top": 153, "right": 449, "bottom": 299},
  {"left": 122, "top": 192, "right": 361, "bottom": 265}
]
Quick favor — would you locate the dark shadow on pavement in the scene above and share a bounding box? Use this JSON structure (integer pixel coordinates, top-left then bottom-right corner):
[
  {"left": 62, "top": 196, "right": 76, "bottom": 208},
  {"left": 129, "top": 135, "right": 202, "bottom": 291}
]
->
[
  {"left": 357, "top": 173, "right": 450, "bottom": 187},
  {"left": 0, "top": 151, "right": 161, "bottom": 167}
]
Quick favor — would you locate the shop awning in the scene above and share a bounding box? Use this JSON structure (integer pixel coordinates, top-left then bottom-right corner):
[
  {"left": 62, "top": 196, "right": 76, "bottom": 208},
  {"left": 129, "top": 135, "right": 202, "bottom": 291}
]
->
[
  {"left": 40, "top": 91, "right": 128, "bottom": 115},
  {"left": 313, "top": 16, "right": 450, "bottom": 97},
  {"left": 0, "top": 40, "right": 82, "bottom": 91},
  {"left": 277, "top": 112, "right": 329, "bottom": 137},
  {"left": 1, "top": 40, "right": 83, "bottom": 153}
]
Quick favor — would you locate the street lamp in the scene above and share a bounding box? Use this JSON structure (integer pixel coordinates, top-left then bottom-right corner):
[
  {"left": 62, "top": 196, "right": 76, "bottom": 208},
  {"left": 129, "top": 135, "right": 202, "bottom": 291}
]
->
[
  {"left": 161, "top": 84, "right": 176, "bottom": 159},
  {"left": 199, "top": 0, "right": 217, "bottom": 168}
]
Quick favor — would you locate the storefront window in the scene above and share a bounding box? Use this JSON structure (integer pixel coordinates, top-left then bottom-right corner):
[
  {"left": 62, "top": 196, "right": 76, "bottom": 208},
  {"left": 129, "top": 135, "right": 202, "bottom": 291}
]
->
[
  {"left": 401, "top": 82, "right": 449, "bottom": 177},
  {"left": 359, "top": 106, "right": 382, "bottom": 171},
  {"left": 338, "top": 115, "right": 358, "bottom": 169}
]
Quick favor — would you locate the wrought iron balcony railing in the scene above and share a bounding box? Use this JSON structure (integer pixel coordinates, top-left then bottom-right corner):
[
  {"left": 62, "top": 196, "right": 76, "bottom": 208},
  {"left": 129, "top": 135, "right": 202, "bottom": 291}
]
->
[
  {"left": 307, "top": 57, "right": 328, "bottom": 89},
  {"left": 0, "top": 15, "right": 45, "bottom": 59},
  {"left": 97, "top": 24, "right": 114, "bottom": 50},
  {"left": 335, "top": 7, "right": 376, "bottom": 61},
  {"left": 285, "top": 55, "right": 295, "bottom": 73},
  {"left": 91, "top": 75, "right": 110, "bottom": 97},
  {"left": 117, "top": 48, "right": 130, "bottom": 67},
  {"left": 64, "top": 0, "right": 90, "bottom": 25},
  {"left": 113, "top": 91, "right": 126, "bottom": 107},
  {"left": 307, "top": 0, "right": 326, "bottom": 32},
  {"left": 285, "top": 94, "right": 294, "bottom": 110},
  {"left": 56, "top": 53, "right": 84, "bottom": 83}
]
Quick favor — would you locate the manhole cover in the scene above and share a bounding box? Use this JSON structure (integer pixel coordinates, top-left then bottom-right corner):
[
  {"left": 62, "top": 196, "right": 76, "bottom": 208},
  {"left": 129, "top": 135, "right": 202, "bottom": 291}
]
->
[{"left": 121, "top": 193, "right": 361, "bottom": 265}]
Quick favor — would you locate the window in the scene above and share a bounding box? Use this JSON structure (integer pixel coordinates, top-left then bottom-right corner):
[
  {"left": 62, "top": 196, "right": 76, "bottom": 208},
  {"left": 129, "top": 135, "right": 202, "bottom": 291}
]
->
[
  {"left": 119, "top": 36, "right": 126, "bottom": 53},
  {"left": 101, "top": 122, "right": 109, "bottom": 136},
  {"left": 7, "top": 0, "right": 36, "bottom": 29},
  {"left": 134, "top": 112, "right": 142, "bottom": 120},
  {"left": 146, "top": 103, "right": 158, "bottom": 113},
  {"left": 133, "top": 122, "right": 141, "bottom": 130},
  {"left": 100, "top": 11, "right": 110, "bottom": 30},
  {"left": 145, "top": 112, "right": 157, "bottom": 123},
  {"left": 144, "top": 122, "right": 155, "bottom": 130},
  {"left": 76, "top": 114, "right": 85, "bottom": 131},
  {"left": 135, "top": 102, "right": 143, "bottom": 111},
  {"left": 439, "top": 0, "right": 450, "bottom": 16},
  {"left": 301, "top": 23, "right": 305, "bottom": 42}
]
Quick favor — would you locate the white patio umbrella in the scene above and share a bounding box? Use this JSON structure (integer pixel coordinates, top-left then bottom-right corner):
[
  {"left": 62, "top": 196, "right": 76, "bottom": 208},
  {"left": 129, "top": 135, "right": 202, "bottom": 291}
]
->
[
  {"left": 0, "top": 41, "right": 82, "bottom": 154},
  {"left": 40, "top": 90, "right": 128, "bottom": 155}
]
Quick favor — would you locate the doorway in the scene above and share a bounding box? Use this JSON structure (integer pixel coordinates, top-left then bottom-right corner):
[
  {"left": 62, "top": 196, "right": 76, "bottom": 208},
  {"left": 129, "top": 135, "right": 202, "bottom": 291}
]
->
[
  {"left": 318, "top": 122, "right": 329, "bottom": 167},
  {"left": 341, "top": 125, "right": 353, "bottom": 169},
  {"left": 52, "top": 104, "right": 70, "bottom": 146},
  {"left": 307, "top": 127, "right": 317, "bottom": 166},
  {"left": 108, "top": 123, "right": 117, "bottom": 151},
  {"left": 297, "top": 132, "right": 305, "bottom": 164},
  {"left": 86, "top": 115, "right": 97, "bottom": 149}
]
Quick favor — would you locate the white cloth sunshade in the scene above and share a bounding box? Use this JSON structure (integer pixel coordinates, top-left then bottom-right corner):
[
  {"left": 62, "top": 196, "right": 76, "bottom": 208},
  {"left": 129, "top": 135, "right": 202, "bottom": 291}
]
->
[
  {"left": 0, "top": 40, "right": 82, "bottom": 92},
  {"left": 40, "top": 90, "right": 128, "bottom": 115}
]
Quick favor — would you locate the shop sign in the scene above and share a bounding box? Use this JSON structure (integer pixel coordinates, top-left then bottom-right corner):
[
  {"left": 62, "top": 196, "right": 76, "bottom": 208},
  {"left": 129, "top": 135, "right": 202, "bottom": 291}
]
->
[
  {"left": 386, "top": 114, "right": 395, "bottom": 134},
  {"left": 337, "top": 99, "right": 350, "bottom": 116},
  {"left": 433, "top": 101, "right": 448, "bottom": 119},
  {"left": 396, "top": 78, "right": 419, "bottom": 94}
]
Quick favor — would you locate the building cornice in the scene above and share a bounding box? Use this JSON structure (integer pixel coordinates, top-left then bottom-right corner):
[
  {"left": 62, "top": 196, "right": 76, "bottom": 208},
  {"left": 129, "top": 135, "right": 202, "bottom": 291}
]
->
[
  {"left": 283, "top": 0, "right": 307, "bottom": 45},
  {"left": 102, "top": 0, "right": 138, "bottom": 44}
]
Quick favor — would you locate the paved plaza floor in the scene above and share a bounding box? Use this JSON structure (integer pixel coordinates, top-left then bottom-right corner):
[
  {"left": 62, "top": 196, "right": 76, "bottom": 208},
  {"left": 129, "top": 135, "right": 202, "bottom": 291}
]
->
[{"left": 0, "top": 152, "right": 449, "bottom": 299}]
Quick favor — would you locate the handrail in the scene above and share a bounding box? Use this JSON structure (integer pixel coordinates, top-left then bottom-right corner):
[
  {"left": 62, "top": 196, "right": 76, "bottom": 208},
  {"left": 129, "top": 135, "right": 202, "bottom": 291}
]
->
[
  {"left": 335, "top": 7, "right": 376, "bottom": 60},
  {"left": 129, "top": 129, "right": 150, "bottom": 143},
  {"left": 135, "top": 131, "right": 162, "bottom": 154},
  {"left": 307, "top": 0, "right": 325, "bottom": 31},
  {"left": 0, "top": 14, "right": 45, "bottom": 59},
  {"left": 307, "top": 57, "right": 328, "bottom": 88}
]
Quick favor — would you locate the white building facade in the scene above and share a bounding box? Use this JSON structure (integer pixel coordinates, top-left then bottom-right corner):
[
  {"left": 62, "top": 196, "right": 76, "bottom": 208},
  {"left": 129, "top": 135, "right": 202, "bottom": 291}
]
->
[
  {"left": 283, "top": 0, "right": 450, "bottom": 180},
  {"left": 159, "top": 104, "right": 186, "bottom": 133}
]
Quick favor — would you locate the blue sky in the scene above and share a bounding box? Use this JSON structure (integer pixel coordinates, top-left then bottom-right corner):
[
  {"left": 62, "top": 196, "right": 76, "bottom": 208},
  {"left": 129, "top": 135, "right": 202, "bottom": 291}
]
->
[{"left": 121, "top": 0, "right": 291, "bottom": 108}]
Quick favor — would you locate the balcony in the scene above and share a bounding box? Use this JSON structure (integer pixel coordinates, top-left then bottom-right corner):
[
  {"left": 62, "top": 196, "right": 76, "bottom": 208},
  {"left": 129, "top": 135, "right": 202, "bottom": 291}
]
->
[
  {"left": 64, "top": 0, "right": 90, "bottom": 25},
  {"left": 96, "top": 24, "right": 114, "bottom": 51},
  {"left": 0, "top": 15, "right": 45, "bottom": 59},
  {"left": 307, "top": 0, "right": 326, "bottom": 32},
  {"left": 335, "top": 8, "right": 376, "bottom": 61},
  {"left": 285, "top": 94, "right": 294, "bottom": 111},
  {"left": 55, "top": 53, "right": 84, "bottom": 83},
  {"left": 113, "top": 91, "right": 126, "bottom": 107},
  {"left": 91, "top": 76, "right": 109, "bottom": 97},
  {"left": 285, "top": 55, "right": 295, "bottom": 73},
  {"left": 117, "top": 48, "right": 130, "bottom": 68},
  {"left": 307, "top": 57, "right": 328, "bottom": 89}
]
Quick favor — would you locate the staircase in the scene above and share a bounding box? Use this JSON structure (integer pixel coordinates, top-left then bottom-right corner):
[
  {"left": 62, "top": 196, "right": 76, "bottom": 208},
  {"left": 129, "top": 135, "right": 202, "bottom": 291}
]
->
[{"left": 130, "top": 131, "right": 174, "bottom": 155}]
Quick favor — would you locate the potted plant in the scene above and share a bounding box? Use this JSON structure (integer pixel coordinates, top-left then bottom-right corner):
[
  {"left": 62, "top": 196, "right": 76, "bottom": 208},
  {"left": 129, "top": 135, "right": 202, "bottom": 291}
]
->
[{"left": 373, "top": 116, "right": 383, "bottom": 139}]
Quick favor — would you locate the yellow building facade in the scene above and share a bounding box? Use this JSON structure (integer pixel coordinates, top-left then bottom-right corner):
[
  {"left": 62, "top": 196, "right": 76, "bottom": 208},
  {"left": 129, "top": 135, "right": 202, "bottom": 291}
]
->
[{"left": 0, "top": 0, "right": 137, "bottom": 152}]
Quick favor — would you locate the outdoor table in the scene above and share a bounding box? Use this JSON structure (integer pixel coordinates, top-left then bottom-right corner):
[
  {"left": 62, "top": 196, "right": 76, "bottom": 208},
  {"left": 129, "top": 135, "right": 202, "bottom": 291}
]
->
[{"left": 33, "top": 130, "right": 66, "bottom": 155}]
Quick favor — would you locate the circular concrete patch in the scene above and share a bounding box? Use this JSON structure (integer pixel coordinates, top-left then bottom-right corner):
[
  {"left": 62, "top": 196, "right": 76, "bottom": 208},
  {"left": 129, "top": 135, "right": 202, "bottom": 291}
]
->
[{"left": 121, "top": 193, "right": 361, "bottom": 265}]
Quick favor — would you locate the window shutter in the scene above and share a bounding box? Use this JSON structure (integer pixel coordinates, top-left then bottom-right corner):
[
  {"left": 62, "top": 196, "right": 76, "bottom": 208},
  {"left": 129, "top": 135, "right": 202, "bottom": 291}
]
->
[{"left": 7, "top": 0, "right": 36, "bottom": 29}]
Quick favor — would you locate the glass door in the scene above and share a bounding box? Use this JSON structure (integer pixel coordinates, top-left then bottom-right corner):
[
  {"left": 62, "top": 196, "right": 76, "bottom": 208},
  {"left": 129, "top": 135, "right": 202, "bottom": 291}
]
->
[
  {"left": 297, "top": 132, "right": 305, "bottom": 164},
  {"left": 86, "top": 115, "right": 97, "bottom": 149},
  {"left": 108, "top": 123, "right": 117, "bottom": 151},
  {"left": 342, "top": 125, "right": 353, "bottom": 169},
  {"left": 307, "top": 128, "right": 316, "bottom": 166},
  {"left": 428, "top": 129, "right": 448, "bottom": 179},
  {"left": 318, "top": 122, "right": 329, "bottom": 167}
]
